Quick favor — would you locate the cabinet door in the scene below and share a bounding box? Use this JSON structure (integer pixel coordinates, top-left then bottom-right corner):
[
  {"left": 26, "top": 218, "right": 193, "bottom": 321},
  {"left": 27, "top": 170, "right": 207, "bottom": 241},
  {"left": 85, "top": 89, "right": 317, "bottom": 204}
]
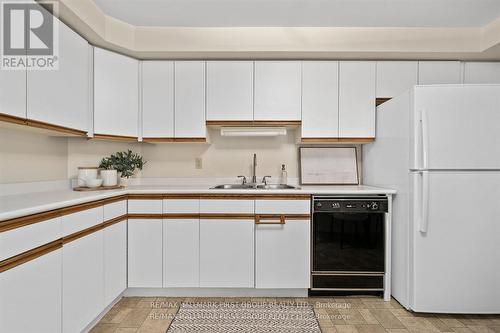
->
[
  {"left": 104, "top": 220, "right": 127, "bottom": 305},
  {"left": 376, "top": 61, "right": 418, "bottom": 98},
  {"left": 63, "top": 232, "right": 104, "bottom": 333},
  {"left": 200, "top": 219, "right": 254, "bottom": 287},
  {"left": 27, "top": 11, "right": 89, "bottom": 132},
  {"left": 128, "top": 219, "right": 163, "bottom": 287},
  {"left": 463, "top": 62, "right": 500, "bottom": 84},
  {"left": 254, "top": 61, "right": 301, "bottom": 120},
  {"left": 301, "top": 61, "right": 339, "bottom": 138},
  {"left": 418, "top": 61, "right": 462, "bottom": 84},
  {"left": 94, "top": 47, "right": 139, "bottom": 137},
  {"left": 339, "top": 61, "right": 376, "bottom": 138},
  {"left": 0, "top": 250, "right": 62, "bottom": 333},
  {"left": 174, "top": 61, "right": 206, "bottom": 138},
  {"left": 206, "top": 61, "right": 254, "bottom": 121},
  {"left": 0, "top": 65, "right": 25, "bottom": 119},
  {"left": 256, "top": 219, "right": 310, "bottom": 288},
  {"left": 163, "top": 219, "right": 199, "bottom": 287},
  {"left": 142, "top": 61, "right": 174, "bottom": 138}
]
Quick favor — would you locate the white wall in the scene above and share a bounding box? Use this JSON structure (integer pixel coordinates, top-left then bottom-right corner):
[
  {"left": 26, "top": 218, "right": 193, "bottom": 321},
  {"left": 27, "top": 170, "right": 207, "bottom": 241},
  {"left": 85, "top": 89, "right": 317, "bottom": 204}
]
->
[
  {"left": 0, "top": 128, "right": 362, "bottom": 184},
  {"left": 0, "top": 127, "right": 68, "bottom": 183}
]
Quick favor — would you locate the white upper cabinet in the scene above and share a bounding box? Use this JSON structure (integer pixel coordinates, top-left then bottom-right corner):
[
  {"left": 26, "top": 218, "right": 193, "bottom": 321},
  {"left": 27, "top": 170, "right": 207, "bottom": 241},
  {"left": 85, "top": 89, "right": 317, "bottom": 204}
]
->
[
  {"left": 463, "top": 62, "right": 500, "bottom": 84},
  {"left": 207, "top": 61, "right": 254, "bottom": 121},
  {"left": 418, "top": 61, "right": 462, "bottom": 84},
  {"left": 0, "top": 66, "right": 26, "bottom": 119},
  {"left": 301, "top": 61, "right": 339, "bottom": 138},
  {"left": 339, "top": 61, "right": 376, "bottom": 138},
  {"left": 94, "top": 47, "right": 139, "bottom": 138},
  {"left": 376, "top": 61, "right": 418, "bottom": 98},
  {"left": 27, "top": 10, "right": 89, "bottom": 132},
  {"left": 174, "top": 61, "right": 206, "bottom": 138},
  {"left": 141, "top": 61, "right": 174, "bottom": 138},
  {"left": 254, "top": 61, "right": 302, "bottom": 120}
]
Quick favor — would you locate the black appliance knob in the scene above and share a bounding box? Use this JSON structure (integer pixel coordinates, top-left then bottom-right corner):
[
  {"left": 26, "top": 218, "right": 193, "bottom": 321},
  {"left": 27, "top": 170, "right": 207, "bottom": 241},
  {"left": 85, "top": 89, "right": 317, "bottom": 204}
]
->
[{"left": 370, "top": 202, "right": 379, "bottom": 210}]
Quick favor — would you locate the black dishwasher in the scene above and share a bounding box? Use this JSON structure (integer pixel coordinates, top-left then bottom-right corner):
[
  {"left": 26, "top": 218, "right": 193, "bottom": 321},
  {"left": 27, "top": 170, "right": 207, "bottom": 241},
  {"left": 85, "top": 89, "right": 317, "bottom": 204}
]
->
[{"left": 310, "top": 196, "right": 388, "bottom": 296}]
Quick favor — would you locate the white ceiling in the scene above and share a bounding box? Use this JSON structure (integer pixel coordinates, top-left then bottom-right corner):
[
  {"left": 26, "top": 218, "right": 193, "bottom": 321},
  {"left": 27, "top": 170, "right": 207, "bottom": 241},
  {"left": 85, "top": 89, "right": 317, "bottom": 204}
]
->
[{"left": 93, "top": 0, "right": 500, "bottom": 27}]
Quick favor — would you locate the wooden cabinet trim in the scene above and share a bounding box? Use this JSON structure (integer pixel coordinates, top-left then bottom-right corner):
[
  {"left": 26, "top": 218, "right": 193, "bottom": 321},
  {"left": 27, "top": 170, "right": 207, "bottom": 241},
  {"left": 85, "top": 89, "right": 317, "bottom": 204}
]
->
[
  {"left": 92, "top": 134, "right": 138, "bottom": 142},
  {"left": 163, "top": 194, "right": 201, "bottom": 199},
  {"left": 200, "top": 214, "right": 255, "bottom": 220},
  {"left": 62, "top": 223, "right": 104, "bottom": 244},
  {"left": 102, "top": 214, "right": 127, "bottom": 228},
  {"left": 127, "top": 213, "right": 163, "bottom": 219},
  {"left": 0, "top": 113, "right": 87, "bottom": 136},
  {"left": 301, "top": 137, "right": 375, "bottom": 143},
  {"left": 206, "top": 120, "right": 301, "bottom": 127},
  {"left": 0, "top": 239, "right": 62, "bottom": 273},
  {"left": 163, "top": 213, "right": 200, "bottom": 219},
  {"left": 376, "top": 97, "right": 392, "bottom": 106},
  {"left": 128, "top": 194, "right": 164, "bottom": 200},
  {"left": 143, "top": 137, "right": 206, "bottom": 143}
]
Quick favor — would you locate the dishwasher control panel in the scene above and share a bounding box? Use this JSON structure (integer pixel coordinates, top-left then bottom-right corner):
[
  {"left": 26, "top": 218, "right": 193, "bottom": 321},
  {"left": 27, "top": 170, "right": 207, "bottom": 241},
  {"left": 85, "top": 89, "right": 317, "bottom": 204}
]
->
[{"left": 313, "top": 196, "right": 388, "bottom": 213}]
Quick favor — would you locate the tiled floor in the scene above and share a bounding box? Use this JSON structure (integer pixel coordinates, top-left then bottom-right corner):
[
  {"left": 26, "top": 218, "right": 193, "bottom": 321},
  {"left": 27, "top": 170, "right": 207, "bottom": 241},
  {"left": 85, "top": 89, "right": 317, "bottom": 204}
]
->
[{"left": 91, "top": 296, "right": 500, "bottom": 333}]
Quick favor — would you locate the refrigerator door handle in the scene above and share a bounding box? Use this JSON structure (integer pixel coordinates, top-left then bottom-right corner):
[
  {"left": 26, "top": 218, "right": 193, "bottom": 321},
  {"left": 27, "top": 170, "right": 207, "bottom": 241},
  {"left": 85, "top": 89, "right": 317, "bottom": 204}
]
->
[
  {"left": 419, "top": 170, "right": 430, "bottom": 233},
  {"left": 420, "top": 109, "right": 429, "bottom": 170}
]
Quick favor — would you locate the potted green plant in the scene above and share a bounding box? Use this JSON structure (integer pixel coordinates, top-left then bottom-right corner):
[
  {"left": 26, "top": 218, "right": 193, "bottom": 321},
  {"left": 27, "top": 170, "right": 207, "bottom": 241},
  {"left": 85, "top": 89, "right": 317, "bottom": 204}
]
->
[{"left": 100, "top": 150, "right": 146, "bottom": 187}]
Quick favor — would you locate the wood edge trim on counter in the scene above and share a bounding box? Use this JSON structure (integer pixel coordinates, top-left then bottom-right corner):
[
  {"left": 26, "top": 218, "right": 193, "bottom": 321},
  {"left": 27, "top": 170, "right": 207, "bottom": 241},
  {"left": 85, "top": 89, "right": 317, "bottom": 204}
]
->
[
  {"left": 0, "top": 239, "right": 63, "bottom": 273},
  {"left": 26, "top": 119, "right": 88, "bottom": 136},
  {"left": 163, "top": 194, "right": 201, "bottom": 199},
  {"left": 198, "top": 194, "right": 311, "bottom": 200},
  {"left": 128, "top": 194, "right": 164, "bottom": 200},
  {"left": 301, "top": 138, "right": 375, "bottom": 143},
  {"left": 200, "top": 213, "right": 255, "bottom": 220},
  {"left": 206, "top": 120, "right": 301, "bottom": 127},
  {"left": 143, "top": 137, "right": 206, "bottom": 143},
  {"left": 127, "top": 213, "right": 163, "bottom": 219},
  {"left": 92, "top": 134, "right": 138, "bottom": 142},
  {"left": 63, "top": 223, "right": 104, "bottom": 244},
  {"left": 376, "top": 97, "right": 392, "bottom": 106},
  {"left": 0, "top": 113, "right": 27, "bottom": 125},
  {"left": 0, "top": 210, "right": 61, "bottom": 233},
  {"left": 102, "top": 214, "right": 128, "bottom": 228}
]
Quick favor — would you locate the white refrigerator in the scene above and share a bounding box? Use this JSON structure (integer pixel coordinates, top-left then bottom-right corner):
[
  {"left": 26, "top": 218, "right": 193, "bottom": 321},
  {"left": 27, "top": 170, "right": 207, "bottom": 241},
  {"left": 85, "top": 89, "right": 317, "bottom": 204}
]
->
[{"left": 364, "top": 85, "right": 500, "bottom": 313}]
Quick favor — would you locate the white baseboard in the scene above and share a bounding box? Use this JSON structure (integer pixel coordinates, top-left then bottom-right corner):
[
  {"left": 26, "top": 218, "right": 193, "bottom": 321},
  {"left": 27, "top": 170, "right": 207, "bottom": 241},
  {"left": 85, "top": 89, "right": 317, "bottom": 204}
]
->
[
  {"left": 124, "top": 288, "right": 308, "bottom": 298},
  {"left": 82, "top": 292, "right": 124, "bottom": 333}
]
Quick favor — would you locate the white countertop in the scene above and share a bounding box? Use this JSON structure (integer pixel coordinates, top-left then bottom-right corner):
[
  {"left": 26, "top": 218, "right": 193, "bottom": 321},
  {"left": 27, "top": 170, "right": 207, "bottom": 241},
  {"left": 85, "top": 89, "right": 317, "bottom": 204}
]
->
[{"left": 0, "top": 184, "right": 395, "bottom": 222}]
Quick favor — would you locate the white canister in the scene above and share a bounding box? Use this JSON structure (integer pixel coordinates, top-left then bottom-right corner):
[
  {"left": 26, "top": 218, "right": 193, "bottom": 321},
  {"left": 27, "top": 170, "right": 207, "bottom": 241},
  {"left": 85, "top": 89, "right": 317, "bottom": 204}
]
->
[
  {"left": 77, "top": 167, "right": 98, "bottom": 187},
  {"left": 100, "top": 169, "right": 118, "bottom": 187}
]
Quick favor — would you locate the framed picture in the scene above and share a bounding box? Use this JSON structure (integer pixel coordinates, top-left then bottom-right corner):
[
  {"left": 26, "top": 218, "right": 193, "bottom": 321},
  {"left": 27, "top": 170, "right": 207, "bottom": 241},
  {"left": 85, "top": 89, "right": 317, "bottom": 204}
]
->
[{"left": 299, "top": 147, "right": 359, "bottom": 185}]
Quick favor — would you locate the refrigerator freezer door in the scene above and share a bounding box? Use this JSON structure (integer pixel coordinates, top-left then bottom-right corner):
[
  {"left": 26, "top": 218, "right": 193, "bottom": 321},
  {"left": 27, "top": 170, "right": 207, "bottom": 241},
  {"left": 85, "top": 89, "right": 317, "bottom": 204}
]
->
[
  {"left": 410, "top": 171, "right": 500, "bottom": 313},
  {"left": 411, "top": 85, "right": 500, "bottom": 170}
]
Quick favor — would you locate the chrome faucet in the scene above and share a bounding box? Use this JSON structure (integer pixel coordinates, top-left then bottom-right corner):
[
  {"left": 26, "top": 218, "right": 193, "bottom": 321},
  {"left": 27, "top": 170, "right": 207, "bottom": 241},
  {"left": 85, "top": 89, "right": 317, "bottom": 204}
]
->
[{"left": 251, "top": 153, "right": 257, "bottom": 184}]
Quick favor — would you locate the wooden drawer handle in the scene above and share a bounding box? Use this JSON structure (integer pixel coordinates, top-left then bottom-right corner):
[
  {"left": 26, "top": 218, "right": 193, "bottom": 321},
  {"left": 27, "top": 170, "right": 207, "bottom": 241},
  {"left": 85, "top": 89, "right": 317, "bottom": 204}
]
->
[{"left": 255, "top": 215, "right": 285, "bottom": 224}]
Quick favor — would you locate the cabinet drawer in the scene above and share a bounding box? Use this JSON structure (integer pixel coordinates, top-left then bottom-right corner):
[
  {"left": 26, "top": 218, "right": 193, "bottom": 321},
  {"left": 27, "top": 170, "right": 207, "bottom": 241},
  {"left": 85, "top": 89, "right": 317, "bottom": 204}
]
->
[
  {"left": 62, "top": 207, "right": 103, "bottom": 237},
  {"left": 0, "top": 217, "right": 62, "bottom": 261},
  {"left": 128, "top": 200, "right": 162, "bottom": 214},
  {"left": 200, "top": 200, "right": 254, "bottom": 214},
  {"left": 255, "top": 200, "right": 310, "bottom": 215},
  {"left": 163, "top": 199, "right": 199, "bottom": 214},
  {"left": 104, "top": 200, "right": 127, "bottom": 221}
]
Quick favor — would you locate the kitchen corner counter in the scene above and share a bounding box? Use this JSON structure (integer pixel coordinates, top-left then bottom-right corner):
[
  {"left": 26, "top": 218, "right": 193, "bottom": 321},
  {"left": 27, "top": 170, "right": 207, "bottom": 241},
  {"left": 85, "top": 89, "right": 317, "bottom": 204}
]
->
[{"left": 0, "top": 184, "right": 395, "bottom": 222}]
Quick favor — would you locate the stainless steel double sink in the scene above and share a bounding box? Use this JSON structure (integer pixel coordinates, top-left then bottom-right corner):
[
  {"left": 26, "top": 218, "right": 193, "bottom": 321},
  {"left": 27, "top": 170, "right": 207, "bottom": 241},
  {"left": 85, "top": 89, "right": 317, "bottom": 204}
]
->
[{"left": 210, "top": 184, "right": 298, "bottom": 190}]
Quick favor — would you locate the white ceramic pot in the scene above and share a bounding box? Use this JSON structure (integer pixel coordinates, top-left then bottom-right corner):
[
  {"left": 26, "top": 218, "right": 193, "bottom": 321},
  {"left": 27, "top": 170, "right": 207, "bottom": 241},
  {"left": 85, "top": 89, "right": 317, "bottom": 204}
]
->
[
  {"left": 77, "top": 167, "right": 98, "bottom": 187},
  {"left": 100, "top": 169, "right": 118, "bottom": 187}
]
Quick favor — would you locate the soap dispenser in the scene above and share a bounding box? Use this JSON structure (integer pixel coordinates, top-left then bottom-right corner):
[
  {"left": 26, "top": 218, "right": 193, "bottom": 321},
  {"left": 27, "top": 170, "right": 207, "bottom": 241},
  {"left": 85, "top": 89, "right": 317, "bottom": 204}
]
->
[{"left": 280, "top": 164, "right": 288, "bottom": 185}]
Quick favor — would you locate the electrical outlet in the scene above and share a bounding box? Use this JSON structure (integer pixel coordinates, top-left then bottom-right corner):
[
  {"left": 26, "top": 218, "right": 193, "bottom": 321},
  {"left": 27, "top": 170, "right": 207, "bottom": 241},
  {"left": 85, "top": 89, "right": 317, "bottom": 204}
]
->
[{"left": 195, "top": 157, "right": 203, "bottom": 169}]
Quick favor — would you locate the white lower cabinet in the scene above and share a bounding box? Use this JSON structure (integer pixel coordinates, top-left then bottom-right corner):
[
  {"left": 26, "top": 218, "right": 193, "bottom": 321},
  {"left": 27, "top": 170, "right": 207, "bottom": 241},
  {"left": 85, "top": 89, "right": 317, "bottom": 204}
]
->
[
  {"left": 128, "top": 219, "right": 163, "bottom": 287},
  {"left": 163, "top": 219, "right": 200, "bottom": 287},
  {"left": 63, "top": 232, "right": 104, "bottom": 333},
  {"left": 200, "top": 219, "right": 254, "bottom": 288},
  {"left": 256, "top": 219, "right": 310, "bottom": 288},
  {"left": 104, "top": 220, "right": 127, "bottom": 305},
  {"left": 0, "top": 250, "right": 62, "bottom": 333}
]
